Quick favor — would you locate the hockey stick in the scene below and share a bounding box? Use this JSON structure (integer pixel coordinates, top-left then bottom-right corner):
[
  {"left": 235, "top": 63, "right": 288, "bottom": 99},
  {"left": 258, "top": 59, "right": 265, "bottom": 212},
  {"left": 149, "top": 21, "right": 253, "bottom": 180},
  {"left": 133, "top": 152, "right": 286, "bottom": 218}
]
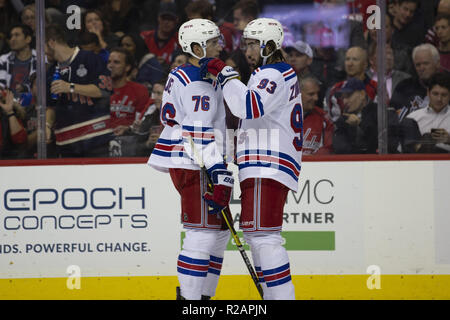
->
[{"left": 187, "top": 136, "right": 264, "bottom": 300}]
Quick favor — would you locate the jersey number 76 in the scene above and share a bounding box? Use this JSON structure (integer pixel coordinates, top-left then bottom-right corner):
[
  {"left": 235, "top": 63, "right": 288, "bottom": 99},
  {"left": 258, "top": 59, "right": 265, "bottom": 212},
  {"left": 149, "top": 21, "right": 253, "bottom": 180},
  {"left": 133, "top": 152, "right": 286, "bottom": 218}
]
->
[{"left": 192, "top": 95, "right": 210, "bottom": 112}]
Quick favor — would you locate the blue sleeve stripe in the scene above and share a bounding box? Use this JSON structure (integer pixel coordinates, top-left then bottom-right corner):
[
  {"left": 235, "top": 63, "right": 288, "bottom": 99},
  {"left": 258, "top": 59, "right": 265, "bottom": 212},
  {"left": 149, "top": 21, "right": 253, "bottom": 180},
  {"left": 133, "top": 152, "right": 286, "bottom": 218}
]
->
[
  {"left": 285, "top": 73, "right": 297, "bottom": 82},
  {"left": 245, "top": 91, "right": 253, "bottom": 119}
]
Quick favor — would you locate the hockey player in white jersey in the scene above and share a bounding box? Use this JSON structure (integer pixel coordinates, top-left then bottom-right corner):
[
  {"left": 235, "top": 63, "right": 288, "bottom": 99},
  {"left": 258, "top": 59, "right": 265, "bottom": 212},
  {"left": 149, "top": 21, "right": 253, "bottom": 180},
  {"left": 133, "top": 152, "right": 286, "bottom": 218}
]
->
[
  {"left": 147, "top": 19, "right": 232, "bottom": 300},
  {"left": 200, "top": 18, "right": 303, "bottom": 300}
]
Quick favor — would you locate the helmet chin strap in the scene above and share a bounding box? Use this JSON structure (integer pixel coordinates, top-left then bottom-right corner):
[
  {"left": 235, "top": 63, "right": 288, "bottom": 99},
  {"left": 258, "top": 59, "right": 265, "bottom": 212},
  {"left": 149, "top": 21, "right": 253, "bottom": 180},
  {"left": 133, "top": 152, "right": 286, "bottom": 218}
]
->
[
  {"left": 260, "top": 42, "right": 275, "bottom": 66},
  {"left": 191, "top": 43, "right": 207, "bottom": 60}
]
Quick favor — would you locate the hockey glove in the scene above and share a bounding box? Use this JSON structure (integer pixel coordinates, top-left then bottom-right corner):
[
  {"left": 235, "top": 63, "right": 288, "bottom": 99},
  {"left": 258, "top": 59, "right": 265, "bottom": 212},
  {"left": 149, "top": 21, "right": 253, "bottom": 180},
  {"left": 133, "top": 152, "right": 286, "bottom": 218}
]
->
[
  {"left": 199, "top": 58, "right": 239, "bottom": 87},
  {"left": 199, "top": 58, "right": 226, "bottom": 77},
  {"left": 203, "top": 169, "right": 234, "bottom": 215}
]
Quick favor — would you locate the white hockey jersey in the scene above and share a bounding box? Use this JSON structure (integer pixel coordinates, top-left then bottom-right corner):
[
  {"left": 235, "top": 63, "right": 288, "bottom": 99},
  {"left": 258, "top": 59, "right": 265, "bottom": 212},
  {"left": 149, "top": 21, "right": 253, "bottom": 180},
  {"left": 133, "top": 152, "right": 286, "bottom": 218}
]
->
[
  {"left": 147, "top": 64, "right": 228, "bottom": 173},
  {"left": 222, "top": 62, "right": 303, "bottom": 192}
]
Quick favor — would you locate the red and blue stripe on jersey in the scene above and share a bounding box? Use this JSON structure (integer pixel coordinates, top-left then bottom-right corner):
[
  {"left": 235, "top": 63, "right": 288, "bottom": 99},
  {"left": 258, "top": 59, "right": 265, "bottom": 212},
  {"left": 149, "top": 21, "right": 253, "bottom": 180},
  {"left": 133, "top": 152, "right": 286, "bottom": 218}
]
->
[
  {"left": 245, "top": 90, "right": 265, "bottom": 119},
  {"left": 171, "top": 64, "right": 216, "bottom": 87},
  {"left": 181, "top": 125, "right": 215, "bottom": 145},
  {"left": 152, "top": 138, "right": 186, "bottom": 159},
  {"left": 236, "top": 149, "right": 301, "bottom": 182},
  {"left": 252, "top": 62, "right": 297, "bottom": 82},
  {"left": 245, "top": 62, "right": 297, "bottom": 119}
]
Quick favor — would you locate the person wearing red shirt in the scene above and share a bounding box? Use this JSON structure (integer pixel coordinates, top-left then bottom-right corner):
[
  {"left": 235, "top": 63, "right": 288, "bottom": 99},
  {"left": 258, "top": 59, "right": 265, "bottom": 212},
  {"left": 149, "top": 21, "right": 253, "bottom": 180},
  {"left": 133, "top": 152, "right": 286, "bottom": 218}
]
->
[
  {"left": 0, "top": 89, "right": 27, "bottom": 159},
  {"left": 300, "top": 76, "right": 334, "bottom": 155},
  {"left": 140, "top": 2, "right": 179, "bottom": 66},
  {"left": 325, "top": 46, "right": 377, "bottom": 122},
  {"left": 108, "top": 47, "right": 150, "bottom": 132},
  {"left": 185, "top": 0, "right": 238, "bottom": 55}
]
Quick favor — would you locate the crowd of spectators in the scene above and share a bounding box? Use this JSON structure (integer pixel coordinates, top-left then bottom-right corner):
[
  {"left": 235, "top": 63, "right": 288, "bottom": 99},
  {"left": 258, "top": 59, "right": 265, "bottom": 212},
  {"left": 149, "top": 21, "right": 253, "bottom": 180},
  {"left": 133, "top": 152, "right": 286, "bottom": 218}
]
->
[{"left": 0, "top": 0, "right": 450, "bottom": 159}]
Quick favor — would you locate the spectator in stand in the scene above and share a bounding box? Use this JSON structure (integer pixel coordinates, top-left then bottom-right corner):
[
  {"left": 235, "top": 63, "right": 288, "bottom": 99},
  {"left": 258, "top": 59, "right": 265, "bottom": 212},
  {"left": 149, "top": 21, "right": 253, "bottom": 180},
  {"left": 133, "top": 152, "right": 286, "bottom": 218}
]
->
[
  {"left": 119, "top": 33, "right": 166, "bottom": 86},
  {"left": 100, "top": 0, "right": 142, "bottom": 38},
  {"left": 135, "top": 79, "right": 165, "bottom": 157},
  {"left": 81, "top": 9, "right": 120, "bottom": 51},
  {"left": 45, "top": 24, "right": 113, "bottom": 158},
  {"left": 366, "top": 42, "right": 411, "bottom": 101},
  {"left": 401, "top": 71, "right": 450, "bottom": 153},
  {"left": 310, "top": 27, "right": 346, "bottom": 99},
  {"left": 285, "top": 40, "right": 314, "bottom": 79},
  {"left": 170, "top": 52, "right": 189, "bottom": 70},
  {"left": 0, "top": 0, "right": 19, "bottom": 54},
  {"left": 391, "top": 0, "right": 426, "bottom": 50},
  {"left": 285, "top": 40, "right": 327, "bottom": 107},
  {"left": 119, "top": 33, "right": 149, "bottom": 79},
  {"left": 20, "top": 4, "right": 36, "bottom": 34},
  {"left": 233, "top": 0, "right": 259, "bottom": 32},
  {"left": 366, "top": 13, "right": 415, "bottom": 76},
  {"left": 185, "top": 0, "right": 238, "bottom": 55},
  {"left": 325, "top": 46, "right": 377, "bottom": 122},
  {"left": 140, "top": 2, "right": 180, "bottom": 67},
  {"left": 332, "top": 78, "right": 400, "bottom": 154},
  {"left": 232, "top": 0, "right": 259, "bottom": 50},
  {"left": 78, "top": 31, "right": 109, "bottom": 65},
  {"left": 391, "top": 43, "right": 443, "bottom": 121},
  {"left": 120, "top": 33, "right": 149, "bottom": 67},
  {"left": 135, "top": 53, "right": 166, "bottom": 89},
  {"left": 20, "top": 73, "right": 57, "bottom": 158},
  {"left": 300, "top": 76, "right": 334, "bottom": 155},
  {"left": 425, "top": 0, "right": 450, "bottom": 47},
  {"left": 433, "top": 14, "right": 450, "bottom": 72},
  {"left": 108, "top": 47, "right": 150, "bottom": 157},
  {"left": 0, "top": 89, "right": 27, "bottom": 159},
  {"left": 108, "top": 47, "right": 149, "bottom": 135},
  {"left": 20, "top": 4, "right": 51, "bottom": 36},
  {"left": 0, "top": 24, "right": 36, "bottom": 97}
]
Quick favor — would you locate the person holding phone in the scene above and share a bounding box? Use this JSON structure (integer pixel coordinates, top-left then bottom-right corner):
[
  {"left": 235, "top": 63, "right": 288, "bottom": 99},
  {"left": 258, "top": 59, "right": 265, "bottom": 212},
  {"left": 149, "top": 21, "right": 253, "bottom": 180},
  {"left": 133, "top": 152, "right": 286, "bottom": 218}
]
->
[{"left": 402, "top": 72, "right": 450, "bottom": 153}]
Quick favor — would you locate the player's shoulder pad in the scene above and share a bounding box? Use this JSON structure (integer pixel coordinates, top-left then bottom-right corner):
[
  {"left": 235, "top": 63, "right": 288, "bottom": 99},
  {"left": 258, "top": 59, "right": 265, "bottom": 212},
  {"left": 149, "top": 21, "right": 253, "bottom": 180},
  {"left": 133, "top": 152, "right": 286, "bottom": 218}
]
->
[
  {"left": 170, "top": 63, "right": 214, "bottom": 86},
  {"left": 252, "top": 62, "right": 297, "bottom": 82}
]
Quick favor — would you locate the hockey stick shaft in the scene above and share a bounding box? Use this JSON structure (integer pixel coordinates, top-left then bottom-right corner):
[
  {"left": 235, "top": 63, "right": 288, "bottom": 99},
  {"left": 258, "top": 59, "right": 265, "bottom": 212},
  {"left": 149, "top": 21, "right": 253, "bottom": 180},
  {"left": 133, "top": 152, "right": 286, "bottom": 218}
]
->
[{"left": 187, "top": 136, "right": 264, "bottom": 299}]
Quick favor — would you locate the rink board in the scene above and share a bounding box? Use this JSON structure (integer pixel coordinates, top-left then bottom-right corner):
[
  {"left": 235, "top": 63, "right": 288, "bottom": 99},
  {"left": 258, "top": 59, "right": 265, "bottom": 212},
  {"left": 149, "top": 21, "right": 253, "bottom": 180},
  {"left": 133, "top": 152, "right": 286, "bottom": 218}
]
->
[
  {"left": 0, "top": 156, "right": 449, "bottom": 299},
  {"left": 2, "top": 275, "right": 450, "bottom": 300}
]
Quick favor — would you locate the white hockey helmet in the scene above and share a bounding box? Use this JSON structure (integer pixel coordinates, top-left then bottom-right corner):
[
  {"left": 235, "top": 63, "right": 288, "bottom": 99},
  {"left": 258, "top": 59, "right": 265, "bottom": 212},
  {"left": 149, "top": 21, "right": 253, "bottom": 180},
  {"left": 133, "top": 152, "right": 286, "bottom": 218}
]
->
[
  {"left": 178, "top": 19, "right": 221, "bottom": 60},
  {"left": 243, "top": 18, "right": 284, "bottom": 60}
]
